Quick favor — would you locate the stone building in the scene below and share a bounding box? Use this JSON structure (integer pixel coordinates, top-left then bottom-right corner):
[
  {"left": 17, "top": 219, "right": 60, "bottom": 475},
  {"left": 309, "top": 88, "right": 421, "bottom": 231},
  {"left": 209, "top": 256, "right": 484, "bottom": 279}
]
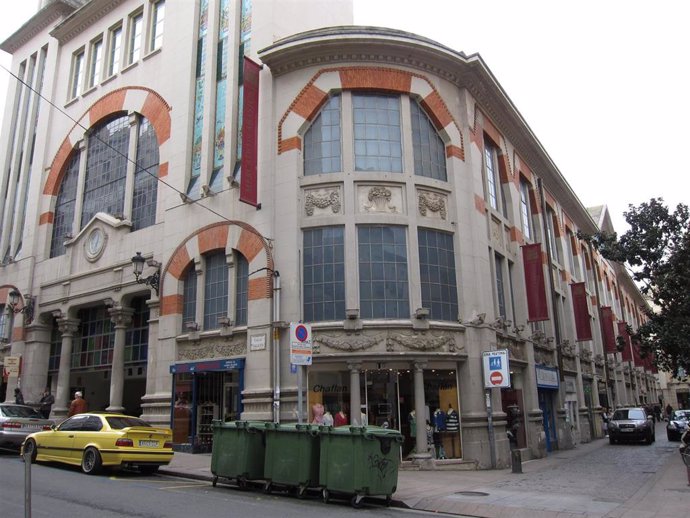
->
[{"left": 0, "top": 0, "right": 658, "bottom": 468}]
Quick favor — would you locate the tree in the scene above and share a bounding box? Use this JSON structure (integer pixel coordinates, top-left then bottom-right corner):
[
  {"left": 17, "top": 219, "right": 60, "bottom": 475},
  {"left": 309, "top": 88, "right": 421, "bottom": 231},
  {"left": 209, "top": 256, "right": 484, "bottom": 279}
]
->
[{"left": 582, "top": 198, "right": 690, "bottom": 379}]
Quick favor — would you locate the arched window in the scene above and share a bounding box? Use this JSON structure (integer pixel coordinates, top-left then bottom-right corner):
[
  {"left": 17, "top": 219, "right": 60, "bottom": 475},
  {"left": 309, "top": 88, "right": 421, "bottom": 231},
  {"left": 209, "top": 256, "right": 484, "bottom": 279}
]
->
[
  {"left": 234, "top": 254, "right": 248, "bottom": 326},
  {"left": 304, "top": 94, "right": 341, "bottom": 175},
  {"left": 49, "top": 113, "right": 159, "bottom": 257},
  {"left": 410, "top": 99, "right": 446, "bottom": 180}
]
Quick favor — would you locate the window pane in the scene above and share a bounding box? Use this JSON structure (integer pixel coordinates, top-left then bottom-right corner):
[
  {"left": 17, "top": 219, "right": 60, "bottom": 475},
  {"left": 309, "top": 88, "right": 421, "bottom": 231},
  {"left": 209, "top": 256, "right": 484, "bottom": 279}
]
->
[
  {"left": 353, "top": 94, "right": 402, "bottom": 173},
  {"left": 235, "top": 254, "right": 248, "bottom": 325},
  {"left": 303, "top": 227, "right": 345, "bottom": 322},
  {"left": 359, "top": 226, "right": 408, "bottom": 318},
  {"left": 203, "top": 251, "right": 228, "bottom": 329},
  {"left": 74, "top": 307, "right": 114, "bottom": 369},
  {"left": 132, "top": 117, "right": 159, "bottom": 230},
  {"left": 304, "top": 95, "right": 341, "bottom": 175},
  {"left": 129, "top": 13, "right": 143, "bottom": 63},
  {"left": 410, "top": 99, "right": 446, "bottom": 180},
  {"left": 520, "top": 180, "right": 532, "bottom": 240},
  {"left": 495, "top": 253, "right": 506, "bottom": 319},
  {"left": 182, "top": 265, "right": 197, "bottom": 329},
  {"left": 125, "top": 297, "right": 150, "bottom": 364},
  {"left": 418, "top": 229, "right": 458, "bottom": 321},
  {"left": 151, "top": 1, "right": 165, "bottom": 51},
  {"left": 484, "top": 140, "right": 498, "bottom": 210},
  {"left": 108, "top": 27, "right": 122, "bottom": 76},
  {"left": 50, "top": 152, "right": 80, "bottom": 257}
]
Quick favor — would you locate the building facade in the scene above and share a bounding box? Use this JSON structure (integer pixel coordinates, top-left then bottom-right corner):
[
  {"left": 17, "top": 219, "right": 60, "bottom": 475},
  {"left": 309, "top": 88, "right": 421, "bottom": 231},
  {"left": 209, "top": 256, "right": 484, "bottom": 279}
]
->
[{"left": 0, "top": 0, "right": 659, "bottom": 468}]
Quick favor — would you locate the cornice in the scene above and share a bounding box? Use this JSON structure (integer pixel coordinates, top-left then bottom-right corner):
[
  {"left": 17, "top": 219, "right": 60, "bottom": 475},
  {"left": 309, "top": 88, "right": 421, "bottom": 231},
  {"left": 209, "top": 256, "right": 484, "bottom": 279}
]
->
[
  {"left": 0, "top": 1, "right": 82, "bottom": 54},
  {"left": 50, "top": 0, "right": 127, "bottom": 44}
]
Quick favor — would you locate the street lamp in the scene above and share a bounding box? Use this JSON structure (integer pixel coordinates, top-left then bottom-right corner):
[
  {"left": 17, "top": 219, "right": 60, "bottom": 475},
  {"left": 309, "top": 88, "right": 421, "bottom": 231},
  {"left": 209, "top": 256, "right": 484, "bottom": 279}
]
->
[
  {"left": 131, "top": 252, "right": 160, "bottom": 295},
  {"left": 8, "top": 289, "right": 34, "bottom": 325}
]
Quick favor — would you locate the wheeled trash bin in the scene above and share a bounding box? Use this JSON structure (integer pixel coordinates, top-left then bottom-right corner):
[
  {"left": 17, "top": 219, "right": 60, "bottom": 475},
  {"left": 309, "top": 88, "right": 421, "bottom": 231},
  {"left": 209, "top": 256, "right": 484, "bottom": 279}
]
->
[
  {"left": 263, "top": 423, "right": 321, "bottom": 496},
  {"left": 210, "top": 420, "right": 266, "bottom": 488}
]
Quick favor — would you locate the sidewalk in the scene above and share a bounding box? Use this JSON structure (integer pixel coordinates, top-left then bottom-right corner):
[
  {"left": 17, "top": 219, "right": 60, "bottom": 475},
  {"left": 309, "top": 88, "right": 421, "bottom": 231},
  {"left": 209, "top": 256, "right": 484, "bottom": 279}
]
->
[{"left": 159, "top": 436, "right": 690, "bottom": 517}]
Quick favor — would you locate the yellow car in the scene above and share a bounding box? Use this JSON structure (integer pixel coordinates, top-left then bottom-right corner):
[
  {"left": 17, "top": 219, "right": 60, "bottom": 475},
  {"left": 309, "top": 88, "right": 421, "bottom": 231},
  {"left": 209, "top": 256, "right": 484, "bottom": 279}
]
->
[{"left": 21, "top": 412, "right": 174, "bottom": 475}]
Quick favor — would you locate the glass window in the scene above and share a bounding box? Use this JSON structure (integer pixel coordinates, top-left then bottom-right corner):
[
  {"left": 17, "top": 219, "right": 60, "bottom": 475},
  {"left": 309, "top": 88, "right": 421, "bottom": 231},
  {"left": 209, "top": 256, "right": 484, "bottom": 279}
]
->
[
  {"left": 0, "top": 305, "right": 9, "bottom": 342},
  {"left": 132, "top": 117, "right": 159, "bottom": 230},
  {"left": 74, "top": 306, "right": 114, "bottom": 369},
  {"left": 203, "top": 251, "right": 228, "bottom": 330},
  {"left": 484, "top": 139, "right": 499, "bottom": 210},
  {"left": 125, "top": 297, "right": 149, "bottom": 364},
  {"left": 49, "top": 322, "right": 61, "bottom": 372},
  {"left": 495, "top": 253, "right": 507, "bottom": 319},
  {"left": 353, "top": 94, "right": 402, "bottom": 173},
  {"left": 107, "top": 26, "right": 122, "bottom": 76},
  {"left": 235, "top": 254, "right": 248, "bottom": 326},
  {"left": 410, "top": 99, "right": 446, "bottom": 180},
  {"left": 150, "top": 1, "right": 165, "bottom": 51},
  {"left": 519, "top": 179, "right": 532, "bottom": 240},
  {"left": 81, "top": 116, "right": 130, "bottom": 228},
  {"left": 182, "top": 265, "right": 197, "bottom": 329},
  {"left": 128, "top": 13, "right": 144, "bottom": 64},
  {"left": 50, "top": 152, "right": 80, "bottom": 257},
  {"left": 566, "top": 231, "right": 578, "bottom": 277},
  {"left": 358, "top": 225, "right": 408, "bottom": 319},
  {"left": 545, "top": 209, "right": 561, "bottom": 263},
  {"left": 304, "top": 95, "right": 341, "bottom": 175},
  {"left": 70, "top": 50, "right": 84, "bottom": 98},
  {"left": 303, "top": 227, "right": 345, "bottom": 321},
  {"left": 418, "top": 229, "right": 457, "bottom": 321},
  {"left": 88, "top": 39, "right": 103, "bottom": 88}
]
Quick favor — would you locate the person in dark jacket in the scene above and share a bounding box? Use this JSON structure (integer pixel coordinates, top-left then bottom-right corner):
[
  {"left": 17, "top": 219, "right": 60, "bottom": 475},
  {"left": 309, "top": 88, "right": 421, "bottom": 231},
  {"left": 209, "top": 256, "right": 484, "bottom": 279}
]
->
[
  {"left": 14, "top": 387, "right": 24, "bottom": 405},
  {"left": 39, "top": 388, "right": 55, "bottom": 419}
]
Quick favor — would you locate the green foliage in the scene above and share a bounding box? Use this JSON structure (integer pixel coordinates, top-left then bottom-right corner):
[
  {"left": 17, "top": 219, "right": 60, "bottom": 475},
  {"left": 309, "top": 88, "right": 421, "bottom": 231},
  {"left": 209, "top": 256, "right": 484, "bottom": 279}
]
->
[{"left": 581, "top": 198, "right": 690, "bottom": 379}]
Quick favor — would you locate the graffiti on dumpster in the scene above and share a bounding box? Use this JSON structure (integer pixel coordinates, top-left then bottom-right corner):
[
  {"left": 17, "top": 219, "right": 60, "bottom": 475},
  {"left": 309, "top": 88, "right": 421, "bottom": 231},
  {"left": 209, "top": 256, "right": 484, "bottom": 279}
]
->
[{"left": 368, "top": 453, "right": 394, "bottom": 481}]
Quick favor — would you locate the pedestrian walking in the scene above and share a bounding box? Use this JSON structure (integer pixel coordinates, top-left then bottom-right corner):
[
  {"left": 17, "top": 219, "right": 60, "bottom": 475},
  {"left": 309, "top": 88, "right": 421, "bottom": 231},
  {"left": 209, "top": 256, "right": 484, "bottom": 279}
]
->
[
  {"left": 39, "top": 388, "right": 55, "bottom": 419},
  {"left": 68, "top": 390, "right": 88, "bottom": 416}
]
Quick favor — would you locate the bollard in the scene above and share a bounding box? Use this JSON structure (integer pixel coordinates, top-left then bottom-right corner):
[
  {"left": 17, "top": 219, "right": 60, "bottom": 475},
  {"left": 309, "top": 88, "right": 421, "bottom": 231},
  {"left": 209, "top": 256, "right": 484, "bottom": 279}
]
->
[
  {"left": 24, "top": 449, "right": 32, "bottom": 518},
  {"left": 511, "top": 448, "right": 522, "bottom": 474}
]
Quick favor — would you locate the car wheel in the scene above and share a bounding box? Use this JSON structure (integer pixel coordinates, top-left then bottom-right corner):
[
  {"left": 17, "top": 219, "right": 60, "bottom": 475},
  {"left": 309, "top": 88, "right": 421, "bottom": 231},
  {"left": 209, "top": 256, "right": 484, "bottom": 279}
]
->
[
  {"left": 667, "top": 431, "right": 674, "bottom": 441},
  {"left": 609, "top": 436, "right": 616, "bottom": 445},
  {"left": 23, "top": 439, "right": 37, "bottom": 463},
  {"left": 139, "top": 465, "right": 159, "bottom": 475},
  {"left": 81, "top": 447, "right": 102, "bottom": 475}
]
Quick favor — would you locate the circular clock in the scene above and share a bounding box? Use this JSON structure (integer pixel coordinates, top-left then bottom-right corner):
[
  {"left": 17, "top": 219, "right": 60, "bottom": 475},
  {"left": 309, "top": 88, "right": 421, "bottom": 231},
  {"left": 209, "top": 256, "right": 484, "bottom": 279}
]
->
[{"left": 85, "top": 228, "right": 106, "bottom": 261}]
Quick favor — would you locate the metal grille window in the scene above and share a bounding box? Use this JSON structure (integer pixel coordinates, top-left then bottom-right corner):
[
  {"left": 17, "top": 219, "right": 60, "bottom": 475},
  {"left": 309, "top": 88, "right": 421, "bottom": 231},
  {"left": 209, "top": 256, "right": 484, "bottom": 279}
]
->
[
  {"left": 74, "top": 306, "right": 114, "bottom": 369},
  {"left": 358, "top": 225, "right": 408, "bottom": 319},
  {"left": 132, "top": 117, "right": 159, "bottom": 230},
  {"left": 182, "top": 265, "right": 197, "bottom": 329},
  {"left": 304, "top": 94, "right": 341, "bottom": 175},
  {"left": 303, "top": 227, "right": 345, "bottom": 322},
  {"left": 203, "top": 251, "right": 228, "bottom": 330},
  {"left": 125, "top": 297, "right": 149, "bottom": 363},
  {"left": 353, "top": 94, "right": 402, "bottom": 173},
  {"left": 410, "top": 99, "right": 446, "bottom": 180},
  {"left": 50, "top": 152, "right": 80, "bottom": 257},
  {"left": 418, "top": 229, "right": 458, "bottom": 321},
  {"left": 234, "top": 254, "right": 248, "bottom": 326},
  {"left": 81, "top": 116, "right": 129, "bottom": 227}
]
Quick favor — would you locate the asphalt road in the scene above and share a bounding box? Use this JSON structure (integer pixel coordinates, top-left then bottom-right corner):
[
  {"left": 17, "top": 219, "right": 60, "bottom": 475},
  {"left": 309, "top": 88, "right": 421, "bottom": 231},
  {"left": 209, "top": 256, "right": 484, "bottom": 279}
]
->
[{"left": 0, "top": 450, "right": 432, "bottom": 518}]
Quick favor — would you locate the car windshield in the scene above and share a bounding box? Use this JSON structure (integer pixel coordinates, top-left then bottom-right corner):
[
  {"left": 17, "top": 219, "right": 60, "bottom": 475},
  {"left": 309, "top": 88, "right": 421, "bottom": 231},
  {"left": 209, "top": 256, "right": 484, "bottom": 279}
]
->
[
  {"left": 613, "top": 409, "right": 646, "bottom": 420},
  {"left": 0, "top": 405, "right": 43, "bottom": 418},
  {"left": 106, "top": 416, "right": 152, "bottom": 429},
  {"left": 673, "top": 411, "right": 690, "bottom": 420}
]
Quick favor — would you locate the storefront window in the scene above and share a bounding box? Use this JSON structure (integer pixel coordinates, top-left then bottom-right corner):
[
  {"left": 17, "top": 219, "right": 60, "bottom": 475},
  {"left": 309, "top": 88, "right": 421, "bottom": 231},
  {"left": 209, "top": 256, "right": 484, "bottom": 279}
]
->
[{"left": 308, "top": 371, "right": 350, "bottom": 426}]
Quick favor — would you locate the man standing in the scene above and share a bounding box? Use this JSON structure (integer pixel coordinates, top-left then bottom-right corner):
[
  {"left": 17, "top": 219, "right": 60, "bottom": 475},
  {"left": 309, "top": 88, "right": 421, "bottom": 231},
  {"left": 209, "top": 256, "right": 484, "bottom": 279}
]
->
[
  {"left": 68, "top": 391, "right": 88, "bottom": 416},
  {"left": 39, "top": 388, "right": 55, "bottom": 419}
]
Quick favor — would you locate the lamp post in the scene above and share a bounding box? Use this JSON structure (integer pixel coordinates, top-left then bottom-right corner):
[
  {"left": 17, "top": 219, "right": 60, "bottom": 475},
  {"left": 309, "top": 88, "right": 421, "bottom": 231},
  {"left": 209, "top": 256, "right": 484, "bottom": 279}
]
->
[
  {"left": 131, "top": 252, "right": 160, "bottom": 295},
  {"left": 8, "top": 289, "right": 34, "bottom": 325}
]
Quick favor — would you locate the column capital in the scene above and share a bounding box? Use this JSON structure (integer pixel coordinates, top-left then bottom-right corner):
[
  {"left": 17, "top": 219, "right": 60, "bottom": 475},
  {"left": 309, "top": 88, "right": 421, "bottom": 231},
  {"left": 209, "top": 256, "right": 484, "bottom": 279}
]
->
[
  {"left": 57, "top": 318, "right": 80, "bottom": 336},
  {"left": 109, "top": 306, "right": 134, "bottom": 328},
  {"left": 347, "top": 361, "right": 362, "bottom": 372},
  {"left": 413, "top": 361, "right": 427, "bottom": 372}
]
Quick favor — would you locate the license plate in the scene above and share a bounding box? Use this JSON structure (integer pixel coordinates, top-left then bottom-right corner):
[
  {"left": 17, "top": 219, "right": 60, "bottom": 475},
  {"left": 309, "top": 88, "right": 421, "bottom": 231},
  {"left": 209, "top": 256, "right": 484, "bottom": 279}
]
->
[
  {"left": 139, "top": 440, "right": 159, "bottom": 447},
  {"left": 621, "top": 428, "right": 633, "bottom": 432}
]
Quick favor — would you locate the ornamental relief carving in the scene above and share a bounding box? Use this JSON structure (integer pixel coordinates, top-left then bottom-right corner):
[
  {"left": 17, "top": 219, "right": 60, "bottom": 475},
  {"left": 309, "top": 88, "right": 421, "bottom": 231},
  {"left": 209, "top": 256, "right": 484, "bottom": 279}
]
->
[
  {"left": 491, "top": 217, "right": 503, "bottom": 247},
  {"left": 534, "top": 349, "right": 555, "bottom": 367},
  {"left": 582, "top": 362, "right": 593, "bottom": 375},
  {"left": 560, "top": 340, "right": 575, "bottom": 358},
  {"left": 314, "top": 334, "right": 381, "bottom": 352},
  {"left": 417, "top": 191, "right": 447, "bottom": 220},
  {"left": 507, "top": 341, "right": 525, "bottom": 361},
  {"left": 563, "top": 357, "right": 577, "bottom": 372},
  {"left": 387, "top": 333, "right": 459, "bottom": 352},
  {"left": 579, "top": 347, "right": 593, "bottom": 362},
  {"left": 305, "top": 188, "right": 341, "bottom": 216},
  {"left": 177, "top": 339, "right": 246, "bottom": 361},
  {"left": 360, "top": 186, "right": 400, "bottom": 213}
]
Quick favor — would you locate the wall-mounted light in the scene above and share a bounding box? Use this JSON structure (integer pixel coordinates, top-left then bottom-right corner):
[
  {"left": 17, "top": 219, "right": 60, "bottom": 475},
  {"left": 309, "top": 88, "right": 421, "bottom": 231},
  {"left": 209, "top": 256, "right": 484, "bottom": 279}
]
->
[
  {"left": 131, "top": 252, "right": 160, "bottom": 295},
  {"left": 8, "top": 289, "right": 34, "bottom": 325}
]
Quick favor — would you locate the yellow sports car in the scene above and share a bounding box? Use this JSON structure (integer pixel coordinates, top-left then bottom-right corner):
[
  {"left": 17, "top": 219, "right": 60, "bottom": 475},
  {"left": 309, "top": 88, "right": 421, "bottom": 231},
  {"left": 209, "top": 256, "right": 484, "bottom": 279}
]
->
[{"left": 21, "top": 412, "right": 174, "bottom": 475}]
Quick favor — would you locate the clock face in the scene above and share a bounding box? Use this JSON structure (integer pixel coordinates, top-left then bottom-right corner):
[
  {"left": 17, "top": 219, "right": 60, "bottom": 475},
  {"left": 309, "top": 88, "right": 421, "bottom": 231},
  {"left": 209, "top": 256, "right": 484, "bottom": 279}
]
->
[{"left": 85, "top": 228, "right": 106, "bottom": 260}]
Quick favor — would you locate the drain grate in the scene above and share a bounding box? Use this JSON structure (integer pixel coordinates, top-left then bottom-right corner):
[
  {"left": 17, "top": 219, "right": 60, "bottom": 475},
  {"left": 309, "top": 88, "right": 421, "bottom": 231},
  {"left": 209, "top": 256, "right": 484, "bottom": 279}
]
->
[{"left": 455, "top": 491, "right": 489, "bottom": 497}]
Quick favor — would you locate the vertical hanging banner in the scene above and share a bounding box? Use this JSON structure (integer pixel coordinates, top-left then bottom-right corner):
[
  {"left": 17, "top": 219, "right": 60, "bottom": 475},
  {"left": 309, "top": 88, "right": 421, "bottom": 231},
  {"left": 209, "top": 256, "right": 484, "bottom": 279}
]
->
[
  {"left": 240, "top": 57, "right": 261, "bottom": 206},
  {"left": 570, "top": 282, "right": 592, "bottom": 341},
  {"left": 601, "top": 306, "right": 616, "bottom": 354},
  {"left": 521, "top": 243, "right": 549, "bottom": 322},
  {"left": 617, "top": 321, "right": 632, "bottom": 361}
]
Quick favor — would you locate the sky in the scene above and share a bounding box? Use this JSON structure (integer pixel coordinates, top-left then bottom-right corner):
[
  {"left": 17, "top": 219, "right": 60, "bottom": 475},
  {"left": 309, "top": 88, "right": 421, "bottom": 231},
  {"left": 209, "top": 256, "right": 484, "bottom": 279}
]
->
[{"left": 1, "top": 0, "right": 688, "bottom": 234}]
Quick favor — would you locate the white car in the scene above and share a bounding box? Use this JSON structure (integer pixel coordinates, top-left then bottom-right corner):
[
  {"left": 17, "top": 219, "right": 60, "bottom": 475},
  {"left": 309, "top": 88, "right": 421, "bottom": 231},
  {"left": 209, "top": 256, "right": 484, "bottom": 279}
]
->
[{"left": 0, "top": 403, "right": 54, "bottom": 450}]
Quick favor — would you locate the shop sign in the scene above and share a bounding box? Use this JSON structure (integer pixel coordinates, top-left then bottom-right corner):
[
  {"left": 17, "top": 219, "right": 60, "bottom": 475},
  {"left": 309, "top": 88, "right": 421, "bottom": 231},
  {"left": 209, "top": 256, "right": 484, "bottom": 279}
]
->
[
  {"left": 170, "top": 358, "right": 245, "bottom": 373},
  {"left": 536, "top": 365, "right": 560, "bottom": 389},
  {"left": 3, "top": 356, "right": 21, "bottom": 377},
  {"left": 482, "top": 349, "right": 510, "bottom": 388},
  {"left": 290, "top": 323, "right": 312, "bottom": 366}
]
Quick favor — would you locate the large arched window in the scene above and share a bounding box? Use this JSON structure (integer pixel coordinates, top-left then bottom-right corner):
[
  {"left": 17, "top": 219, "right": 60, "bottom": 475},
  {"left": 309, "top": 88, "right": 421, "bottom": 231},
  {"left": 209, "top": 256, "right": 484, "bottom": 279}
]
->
[{"left": 49, "top": 113, "right": 159, "bottom": 257}]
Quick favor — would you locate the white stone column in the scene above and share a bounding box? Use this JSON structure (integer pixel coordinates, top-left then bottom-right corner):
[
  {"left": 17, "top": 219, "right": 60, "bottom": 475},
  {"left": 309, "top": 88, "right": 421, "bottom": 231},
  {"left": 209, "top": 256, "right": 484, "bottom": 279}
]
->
[
  {"left": 106, "top": 306, "right": 134, "bottom": 413},
  {"left": 53, "top": 318, "right": 80, "bottom": 417},
  {"left": 348, "top": 362, "right": 362, "bottom": 425},
  {"left": 412, "top": 361, "right": 431, "bottom": 461}
]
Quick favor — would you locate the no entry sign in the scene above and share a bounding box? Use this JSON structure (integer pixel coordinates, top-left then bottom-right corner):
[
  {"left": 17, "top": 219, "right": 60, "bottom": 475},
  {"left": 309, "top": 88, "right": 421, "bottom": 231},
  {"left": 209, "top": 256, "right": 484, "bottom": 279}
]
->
[{"left": 482, "top": 350, "right": 510, "bottom": 388}]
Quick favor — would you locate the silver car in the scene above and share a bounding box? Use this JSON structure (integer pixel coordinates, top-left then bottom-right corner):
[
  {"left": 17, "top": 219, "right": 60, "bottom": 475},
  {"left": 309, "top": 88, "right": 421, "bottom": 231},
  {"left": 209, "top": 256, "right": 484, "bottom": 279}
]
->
[
  {"left": 0, "top": 403, "right": 54, "bottom": 450},
  {"left": 667, "top": 410, "right": 690, "bottom": 441},
  {"left": 608, "top": 407, "right": 655, "bottom": 444}
]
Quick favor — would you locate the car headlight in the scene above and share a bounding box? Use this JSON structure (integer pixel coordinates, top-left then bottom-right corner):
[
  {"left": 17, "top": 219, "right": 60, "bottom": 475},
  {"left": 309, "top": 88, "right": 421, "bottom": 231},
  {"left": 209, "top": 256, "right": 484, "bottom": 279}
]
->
[{"left": 609, "top": 421, "right": 618, "bottom": 429}]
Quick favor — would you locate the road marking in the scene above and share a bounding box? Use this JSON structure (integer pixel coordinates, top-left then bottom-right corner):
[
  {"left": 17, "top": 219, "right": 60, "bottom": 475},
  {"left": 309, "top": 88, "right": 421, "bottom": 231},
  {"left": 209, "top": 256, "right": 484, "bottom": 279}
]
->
[{"left": 159, "top": 483, "right": 208, "bottom": 490}]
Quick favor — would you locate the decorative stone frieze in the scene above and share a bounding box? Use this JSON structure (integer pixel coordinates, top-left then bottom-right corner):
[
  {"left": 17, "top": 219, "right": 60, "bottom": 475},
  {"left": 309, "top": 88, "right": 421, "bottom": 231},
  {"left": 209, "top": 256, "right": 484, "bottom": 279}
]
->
[
  {"left": 177, "top": 339, "right": 246, "bottom": 361},
  {"left": 387, "top": 332, "right": 458, "bottom": 352},
  {"left": 314, "top": 334, "right": 380, "bottom": 352},
  {"left": 506, "top": 341, "right": 525, "bottom": 361},
  {"left": 534, "top": 349, "right": 555, "bottom": 367},
  {"left": 417, "top": 190, "right": 447, "bottom": 220},
  {"left": 304, "top": 187, "right": 341, "bottom": 216},
  {"left": 560, "top": 340, "right": 575, "bottom": 358},
  {"left": 361, "top": 186, "right": 399, "bottom": 213}
]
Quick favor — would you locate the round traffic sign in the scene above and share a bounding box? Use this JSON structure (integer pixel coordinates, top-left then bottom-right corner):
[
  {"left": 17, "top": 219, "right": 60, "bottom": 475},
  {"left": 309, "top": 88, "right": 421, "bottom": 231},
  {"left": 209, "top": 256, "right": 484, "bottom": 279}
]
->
[
  {"left": 490, "top": 371, "right": 504, "bottom": 386},
  {"left": 295, "top": 324, "right": 309, "bottom": 342}
]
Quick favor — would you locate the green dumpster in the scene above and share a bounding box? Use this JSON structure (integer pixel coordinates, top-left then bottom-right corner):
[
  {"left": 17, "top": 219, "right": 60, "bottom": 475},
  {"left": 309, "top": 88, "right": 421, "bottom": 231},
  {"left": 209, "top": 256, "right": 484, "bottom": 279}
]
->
[
  {"left": 210, "top": 421, "right": 266, "bottom": 488},
  {"left": 319, "top": 425, "right": 402, "bottom": 507},
  {"left": 263, "top": 423, "right": 320, "bottom": 496}
]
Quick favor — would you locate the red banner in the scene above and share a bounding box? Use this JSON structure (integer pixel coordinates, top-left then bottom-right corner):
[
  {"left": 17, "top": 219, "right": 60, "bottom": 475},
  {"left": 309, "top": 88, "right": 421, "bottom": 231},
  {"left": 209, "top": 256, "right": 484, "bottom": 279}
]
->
[
  {"left": 240, "top": 57, "right": 261, "bottom": 207},
  {"left": 601, "top": 307, "right": 616, "bottom": 353},
  {"left": 617, "top": 321, "right": 632, "bottom": 361},
  {"left": 570, "top": 282, "right": 592, "bottom": 341},
  {"left": 521, "top": 243, "right": 549, "bottom": 322},
  {"left": 632, "top": 339, "right": 644, "bottom": 367}
]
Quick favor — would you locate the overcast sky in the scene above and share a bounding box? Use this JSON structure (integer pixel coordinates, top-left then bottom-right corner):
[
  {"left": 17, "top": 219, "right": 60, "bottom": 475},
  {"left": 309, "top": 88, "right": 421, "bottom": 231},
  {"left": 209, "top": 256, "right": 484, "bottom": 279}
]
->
[{"left": 2, "top": 0, "right": 688, "bottom": 234}]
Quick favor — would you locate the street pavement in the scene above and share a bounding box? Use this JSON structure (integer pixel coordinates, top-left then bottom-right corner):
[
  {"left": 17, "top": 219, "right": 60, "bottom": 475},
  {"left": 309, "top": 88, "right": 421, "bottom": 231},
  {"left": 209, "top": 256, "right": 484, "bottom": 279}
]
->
[{"left": 160, "top": 426, "right": 690, "bottom": 518}]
